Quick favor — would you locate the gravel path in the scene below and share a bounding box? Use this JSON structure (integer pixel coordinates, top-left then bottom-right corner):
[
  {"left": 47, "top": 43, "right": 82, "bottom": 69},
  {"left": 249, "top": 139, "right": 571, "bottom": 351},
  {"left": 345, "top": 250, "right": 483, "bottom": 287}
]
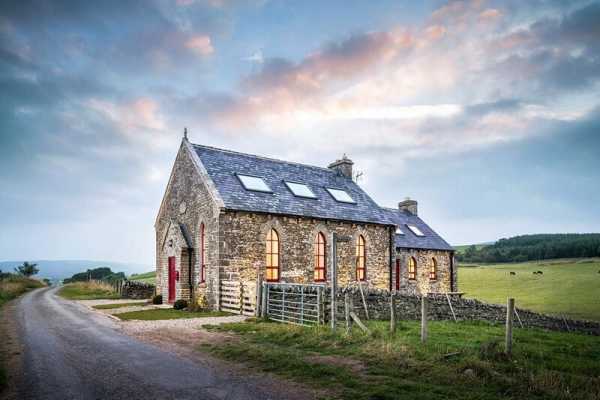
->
[
  {"left": 77, "top": 298, "right": 153, "bottom": 307},
  {"left": 8, "top": 287, "right": 313, "bottom": 400},
  {"left": 120, "top": 315, "right": 248, "bottom": 332}
]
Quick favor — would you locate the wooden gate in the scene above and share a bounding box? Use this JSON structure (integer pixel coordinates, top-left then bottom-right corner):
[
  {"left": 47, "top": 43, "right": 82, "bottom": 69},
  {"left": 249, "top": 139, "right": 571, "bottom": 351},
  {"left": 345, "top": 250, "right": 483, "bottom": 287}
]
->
[{"left": 219, "top": 280, "right": 256, "bottom": 316}]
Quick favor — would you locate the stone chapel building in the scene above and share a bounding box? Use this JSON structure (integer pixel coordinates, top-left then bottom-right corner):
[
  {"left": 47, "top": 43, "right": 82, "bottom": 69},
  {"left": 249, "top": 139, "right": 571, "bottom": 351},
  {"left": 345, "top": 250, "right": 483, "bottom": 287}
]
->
[{"left": 155, "top": 135, "right": 455, "bottom": 310}]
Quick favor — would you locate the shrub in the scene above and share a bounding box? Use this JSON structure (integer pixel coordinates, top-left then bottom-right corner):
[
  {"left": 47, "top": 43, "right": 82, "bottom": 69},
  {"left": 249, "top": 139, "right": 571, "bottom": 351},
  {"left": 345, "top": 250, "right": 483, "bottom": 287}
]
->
[
  {"left": 152, "top": 294, "right": 163, "bottom": 305},
  {"left": 173, "top": 299, "right": 188, "bottom": 310}
]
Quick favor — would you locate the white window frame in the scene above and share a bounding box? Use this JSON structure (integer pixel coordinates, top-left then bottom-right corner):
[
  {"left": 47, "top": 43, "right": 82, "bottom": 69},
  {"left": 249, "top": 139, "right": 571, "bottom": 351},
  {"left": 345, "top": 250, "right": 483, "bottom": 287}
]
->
[
  {"left": 236, "top": 174, "right": 272, "bottom": 193},
  {"left": 325, "top": 187, "right": 356, "bottom": 204}
]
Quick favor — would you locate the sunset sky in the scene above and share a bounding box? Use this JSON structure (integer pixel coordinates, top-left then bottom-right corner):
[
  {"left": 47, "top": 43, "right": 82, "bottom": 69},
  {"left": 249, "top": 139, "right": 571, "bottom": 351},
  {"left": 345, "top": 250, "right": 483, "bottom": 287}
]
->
[{"left": 1, "top": 0, "right": 599, "bottom": 265}]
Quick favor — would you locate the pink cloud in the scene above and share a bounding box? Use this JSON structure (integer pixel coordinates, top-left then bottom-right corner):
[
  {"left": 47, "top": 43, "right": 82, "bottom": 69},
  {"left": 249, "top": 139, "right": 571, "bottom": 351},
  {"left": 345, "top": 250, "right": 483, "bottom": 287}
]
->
[{"left": 185, "top": 35, "right": 214, "bottom": 57}]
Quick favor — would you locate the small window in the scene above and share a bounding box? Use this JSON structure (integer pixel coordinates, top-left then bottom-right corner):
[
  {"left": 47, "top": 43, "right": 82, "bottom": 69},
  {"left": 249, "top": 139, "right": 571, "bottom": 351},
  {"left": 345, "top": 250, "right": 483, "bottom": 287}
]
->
[
  {"left": 429, "top": 258, "right": 437, "bottom": 280},
  {"left": 326, "top": 188, "right": 356, "bottom": 203},
  {"left": 395, "top": 226, "right": 404, "bottom": 235},
  {"left": 314, "top": 232, "right": 326, "bottom": 282},
  {"left": 356, "top": 235, "right": 366, "bottom": 281},
  {"left": 237, "top": 174, "right": 272, "bottom": 193},
  {"left": 408, "top": 257, "right": 417, "bottom": 280},
  {"left": 266, "top": 229, "right": 280, "bottom": 281},
  {"left": 407, "top": 224, "right": 425, "bottom": 237},
  {"left": 285, "top": 181, "right": 317, "bottom": 198}
]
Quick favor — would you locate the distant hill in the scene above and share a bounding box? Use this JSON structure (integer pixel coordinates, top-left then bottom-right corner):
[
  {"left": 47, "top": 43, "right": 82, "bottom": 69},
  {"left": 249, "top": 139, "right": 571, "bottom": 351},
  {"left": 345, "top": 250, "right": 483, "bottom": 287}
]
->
[
  {"left": 457, "top": 233, "right": 600, "bottom": 263},
  {"left": 0, "top": 260, "right": 151, "bottom": 281}
]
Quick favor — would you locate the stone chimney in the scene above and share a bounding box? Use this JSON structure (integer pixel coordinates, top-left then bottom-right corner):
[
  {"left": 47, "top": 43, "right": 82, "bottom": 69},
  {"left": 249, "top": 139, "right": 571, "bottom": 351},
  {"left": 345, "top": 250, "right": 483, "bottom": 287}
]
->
[
  {"left": 399, "top": 197, "right": 418, "bottom": 215},
  {"left": 328, "top": 154, "right": 353, "bottom": 179}
]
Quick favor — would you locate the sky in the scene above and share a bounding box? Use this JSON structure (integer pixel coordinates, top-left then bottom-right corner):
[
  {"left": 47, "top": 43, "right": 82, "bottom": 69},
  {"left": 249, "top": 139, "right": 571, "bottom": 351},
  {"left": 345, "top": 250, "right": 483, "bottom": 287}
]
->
[{"left": 1, "top": 0, "right": 599, "bottom": 266}]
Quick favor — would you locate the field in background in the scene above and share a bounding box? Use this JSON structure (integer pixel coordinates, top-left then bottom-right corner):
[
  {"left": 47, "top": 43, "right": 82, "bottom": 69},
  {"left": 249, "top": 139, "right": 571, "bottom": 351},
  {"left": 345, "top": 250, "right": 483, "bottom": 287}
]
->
[
  {"left": 459, "top": 258, "right": 600, "bottom": 321},
  {"left": 58, "top": 281, "right": 120, "bottom": 300},
  {"left": 129, "top": 271, "right": 155, "bottom": 285}
]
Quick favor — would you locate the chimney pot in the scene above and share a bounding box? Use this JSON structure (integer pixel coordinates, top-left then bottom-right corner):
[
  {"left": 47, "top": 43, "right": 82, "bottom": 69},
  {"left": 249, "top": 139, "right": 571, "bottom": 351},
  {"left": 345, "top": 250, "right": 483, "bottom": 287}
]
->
[
  {"left": 328, "top": 155, "right": 354, "bottom": 179},
  {"left": 399, "top": 198, "right": 418, "bottom": 215}
]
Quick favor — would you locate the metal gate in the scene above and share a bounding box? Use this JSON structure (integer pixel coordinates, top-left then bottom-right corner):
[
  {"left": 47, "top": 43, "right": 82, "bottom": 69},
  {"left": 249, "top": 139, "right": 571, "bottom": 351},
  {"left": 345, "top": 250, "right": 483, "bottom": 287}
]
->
[{"left": 262, "top": 283, "right": 324, "bottom": 326}]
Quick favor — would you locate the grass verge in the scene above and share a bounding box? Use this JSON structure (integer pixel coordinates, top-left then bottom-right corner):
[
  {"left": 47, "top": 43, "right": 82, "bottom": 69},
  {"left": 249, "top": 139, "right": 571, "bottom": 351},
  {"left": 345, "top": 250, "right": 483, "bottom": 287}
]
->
[
  {"left": 1, "top": 275, "right": 45, "bottom": 392},
  {"left": 116, "top": 308, "right": 231, "bottom": 321},
  {"left": 204, "top": 319, "right": 600, "bottom": 400},
  {"left": 92, "top": 301, "right": 149, "bottom": 310},
  {"left": 0, "top": 275, "right": 45, "bottom": 308},
  {"left": 58, "top": 281, "right": 120, "bottom": 300}
]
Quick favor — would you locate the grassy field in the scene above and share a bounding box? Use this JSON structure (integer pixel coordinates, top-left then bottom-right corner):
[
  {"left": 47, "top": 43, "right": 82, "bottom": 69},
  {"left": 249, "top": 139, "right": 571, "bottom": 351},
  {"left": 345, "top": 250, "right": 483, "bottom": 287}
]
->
[
  {"left": 58, "top": 281, "right": 120, "bottom": 300},
  {"left": 129, "top": 271, "right": 155, "bottom": 285},
  {"left": 0, "top": 275, "right": 45, "bottom": 391},
  {"left": 92, "top": 301, "right": 148, "bottom": 310},
  {"left": 116, "top": 308, "right": 230, "bottom": 320},
  {"left": 459, "top": 258, "right": 600, "bottom": 321},
  {"left": 204, "top": 319, "right": 600, "bottom": 400}
]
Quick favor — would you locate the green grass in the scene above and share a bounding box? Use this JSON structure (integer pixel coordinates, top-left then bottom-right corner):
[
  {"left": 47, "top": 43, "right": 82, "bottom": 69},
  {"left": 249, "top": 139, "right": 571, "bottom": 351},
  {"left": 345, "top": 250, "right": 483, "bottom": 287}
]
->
[
  {"left": 459, "top": 258, "right": 600, "bottom": 321},
  {"left": 92, "top": 301, "right": 148, "bottom": 310},
  {"left": 58, "top": 281, "right": 120, "bottom": 300},
  {"left": 129, "top": 271, "right": 156, "bottom": 285},
  {"left": 204, "top": 319, "right": 600, "bottom": 400},
  {"left": 116, "top": 308, "right": 231, "bottom": 321}
]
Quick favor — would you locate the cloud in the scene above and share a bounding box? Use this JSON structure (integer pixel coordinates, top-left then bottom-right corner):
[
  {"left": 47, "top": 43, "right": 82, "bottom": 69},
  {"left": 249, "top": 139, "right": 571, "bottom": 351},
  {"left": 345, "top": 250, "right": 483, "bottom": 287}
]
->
[{"left": 185, "top": 34, "right": 214, "bottom": 56}]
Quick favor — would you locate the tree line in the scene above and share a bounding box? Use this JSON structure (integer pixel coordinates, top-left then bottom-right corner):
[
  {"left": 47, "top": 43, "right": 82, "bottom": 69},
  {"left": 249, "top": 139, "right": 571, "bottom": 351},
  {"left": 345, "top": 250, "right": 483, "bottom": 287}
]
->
[
  {"left": 457, "top": 234, "right": 600, "bottom": 263},
  {"left": 63, "top": 267, "right": 125, "bottom": 283}
]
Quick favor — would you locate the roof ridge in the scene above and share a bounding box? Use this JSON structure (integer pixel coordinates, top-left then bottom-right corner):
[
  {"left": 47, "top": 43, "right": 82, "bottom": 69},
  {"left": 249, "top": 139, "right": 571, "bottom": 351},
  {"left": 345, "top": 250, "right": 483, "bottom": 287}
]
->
[{"left": 191, "top": 142, "right": 338, "bottom": 174}]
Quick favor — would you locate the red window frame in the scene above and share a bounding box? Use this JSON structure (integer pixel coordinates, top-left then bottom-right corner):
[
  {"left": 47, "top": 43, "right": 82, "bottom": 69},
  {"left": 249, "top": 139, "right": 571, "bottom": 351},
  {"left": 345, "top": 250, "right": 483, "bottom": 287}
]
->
[
  {"left": 429, "top": 257, "right": 437, "bottom": 280},
  {"left": 266, "top": 229, "right": 280, "bottom": 282},
  {"left": 356, "top": 235, "right": 366, "bottom": 281},
  {"left": 408, "top": 257, "right": 417, "bottom": 280},
  {"left": 314, "top": 232, "right": 326, "bottom": 282},
  {"left": 199, "top": 223, "right": 206, "bottom": 283}
]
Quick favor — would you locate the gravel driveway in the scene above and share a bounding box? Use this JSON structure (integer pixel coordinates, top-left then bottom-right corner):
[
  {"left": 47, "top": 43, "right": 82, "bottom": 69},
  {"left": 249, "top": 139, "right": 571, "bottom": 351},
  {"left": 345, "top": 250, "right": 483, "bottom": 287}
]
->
[{"left": 7, "top": 287, "right": 314, "bottom": 400}]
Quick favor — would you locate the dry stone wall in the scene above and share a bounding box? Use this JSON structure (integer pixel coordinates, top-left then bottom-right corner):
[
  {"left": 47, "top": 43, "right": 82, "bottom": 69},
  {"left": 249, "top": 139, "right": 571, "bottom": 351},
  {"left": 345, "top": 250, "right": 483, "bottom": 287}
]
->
[
  {"left": 121, "top": 281, "right": 155, "bottom": 299},
  {"left": 324, "top": 286, "right": 600, "bottom": 335}
]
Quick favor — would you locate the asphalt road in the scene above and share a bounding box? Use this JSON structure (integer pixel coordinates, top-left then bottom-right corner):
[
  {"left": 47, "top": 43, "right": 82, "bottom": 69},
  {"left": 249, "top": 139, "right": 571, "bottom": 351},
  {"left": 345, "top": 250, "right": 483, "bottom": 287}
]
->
[{"left": 10, "top": 287, "right": 298, "bottom": 400}]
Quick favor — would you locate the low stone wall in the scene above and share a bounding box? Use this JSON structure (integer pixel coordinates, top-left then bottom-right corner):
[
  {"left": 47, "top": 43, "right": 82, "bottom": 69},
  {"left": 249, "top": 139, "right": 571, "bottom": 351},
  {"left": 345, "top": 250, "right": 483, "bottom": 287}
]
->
[
  {"left": 327, "top": 285, "right": 600, "bottom": 336},
  {"left": 121, "top": 281, "right": 155, "bottom": 299}
]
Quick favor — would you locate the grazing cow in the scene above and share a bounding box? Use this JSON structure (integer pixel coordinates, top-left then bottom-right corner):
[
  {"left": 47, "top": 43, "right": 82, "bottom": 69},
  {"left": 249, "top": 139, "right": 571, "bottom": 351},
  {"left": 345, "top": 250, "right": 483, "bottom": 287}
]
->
[
  {"left": 533, "top": 271, "right": 538, "bottom": 275},
  {"left": 510, "top": 271, "right": 516, "bottom": 276},
  {"left": 537, "top": 271, "right": 543, "bottom": 275}
]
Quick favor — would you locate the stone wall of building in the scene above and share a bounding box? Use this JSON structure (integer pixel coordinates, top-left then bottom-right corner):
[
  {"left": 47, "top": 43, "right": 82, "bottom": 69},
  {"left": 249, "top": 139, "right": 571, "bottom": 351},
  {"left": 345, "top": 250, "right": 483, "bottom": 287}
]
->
[
  {"left": 394, "top": 249, "right": 453, "bottom": 295},
  {"left": 155, "top": 141, "right": 221, "bottom": 307},
  {"left": 327, "top": 286, "right": 600, "bottom": 336},
  {"left": 218, "top": 211, "right": 392, "bottom": 301}
]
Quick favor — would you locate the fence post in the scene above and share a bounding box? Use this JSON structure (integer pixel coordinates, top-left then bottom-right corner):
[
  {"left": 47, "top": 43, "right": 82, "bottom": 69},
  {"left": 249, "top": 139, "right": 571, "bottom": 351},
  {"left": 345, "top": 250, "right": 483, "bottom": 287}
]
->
[
  {"left": 344, "top": 292, "right": 351, "bottom": 334},
  {"left": 255, "top": 274, "right": 262, "bottom": 317},
  {"left": 390, "top": 293, "right": 396, "bottom": 333},
  {"left": 505, "top": 298, "right": 514, "bottom": 355},
  {"left": 261, "top": 282, "right": 268, "bottom": 318},
  {"left": 421, "top": 295, "right": 428, "bottom": 343},
  {"left": 316, "top": 287, "right": 322, "bottom": 324}
]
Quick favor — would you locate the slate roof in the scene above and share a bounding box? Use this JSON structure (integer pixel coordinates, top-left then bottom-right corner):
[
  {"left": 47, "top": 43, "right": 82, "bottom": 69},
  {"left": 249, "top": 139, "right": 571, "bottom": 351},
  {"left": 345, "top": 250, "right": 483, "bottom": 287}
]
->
[
  {"left": 191, "top": 143, "right": 393, "bottom": 225},
  {"left": 381, "top": 207, "right": 454, "bottom": 251}
]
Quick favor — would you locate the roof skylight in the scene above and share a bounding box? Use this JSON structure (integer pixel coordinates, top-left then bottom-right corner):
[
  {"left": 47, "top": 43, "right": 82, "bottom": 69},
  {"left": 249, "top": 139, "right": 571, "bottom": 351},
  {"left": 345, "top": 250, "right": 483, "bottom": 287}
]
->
[
  {"left": 284, "top": 181, "right": 317, "bottom": 198},
  {"left": 395, "top": 226, "right": 405, "bottom": 235},
  {"left": 326, "top": 188, "right": 355, "bottom": 204},
  {"left": 236, "top": 174, "right": 272, "bottom": 193},
  {"left": 406, "top": 224, "right": 425, "bottom": 236}
]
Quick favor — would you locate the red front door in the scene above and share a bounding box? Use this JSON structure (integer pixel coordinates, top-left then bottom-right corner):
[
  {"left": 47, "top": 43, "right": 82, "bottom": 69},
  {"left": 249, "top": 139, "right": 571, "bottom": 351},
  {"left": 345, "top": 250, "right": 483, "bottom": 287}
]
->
[
  {"left": 168, "top": 256, "right": 176, "bottom": 303},
  {"left": 395, "top": 259, "right": 400, "bottom": 291}
]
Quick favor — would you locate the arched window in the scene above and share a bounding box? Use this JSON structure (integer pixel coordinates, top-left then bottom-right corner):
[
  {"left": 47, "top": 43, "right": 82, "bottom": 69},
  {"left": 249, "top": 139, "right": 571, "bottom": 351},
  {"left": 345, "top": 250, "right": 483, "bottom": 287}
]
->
[
  {"left": 356, "top": 235, "right": 366, "bottom": 281},
  {"left": 199, "top": 223, "right": 206, "bottom": 283},
  {"left": 314, "top": 232, "right": 326, "bottom": 282},
  {"left": 429, "top": 258, "right": 437, "bottom": 280},
  {"left": 408, "top": 257, "right": 417, "bottom": 280},
  {"left": 266, "top": 229, "right": 280, "bottom": 282}
]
